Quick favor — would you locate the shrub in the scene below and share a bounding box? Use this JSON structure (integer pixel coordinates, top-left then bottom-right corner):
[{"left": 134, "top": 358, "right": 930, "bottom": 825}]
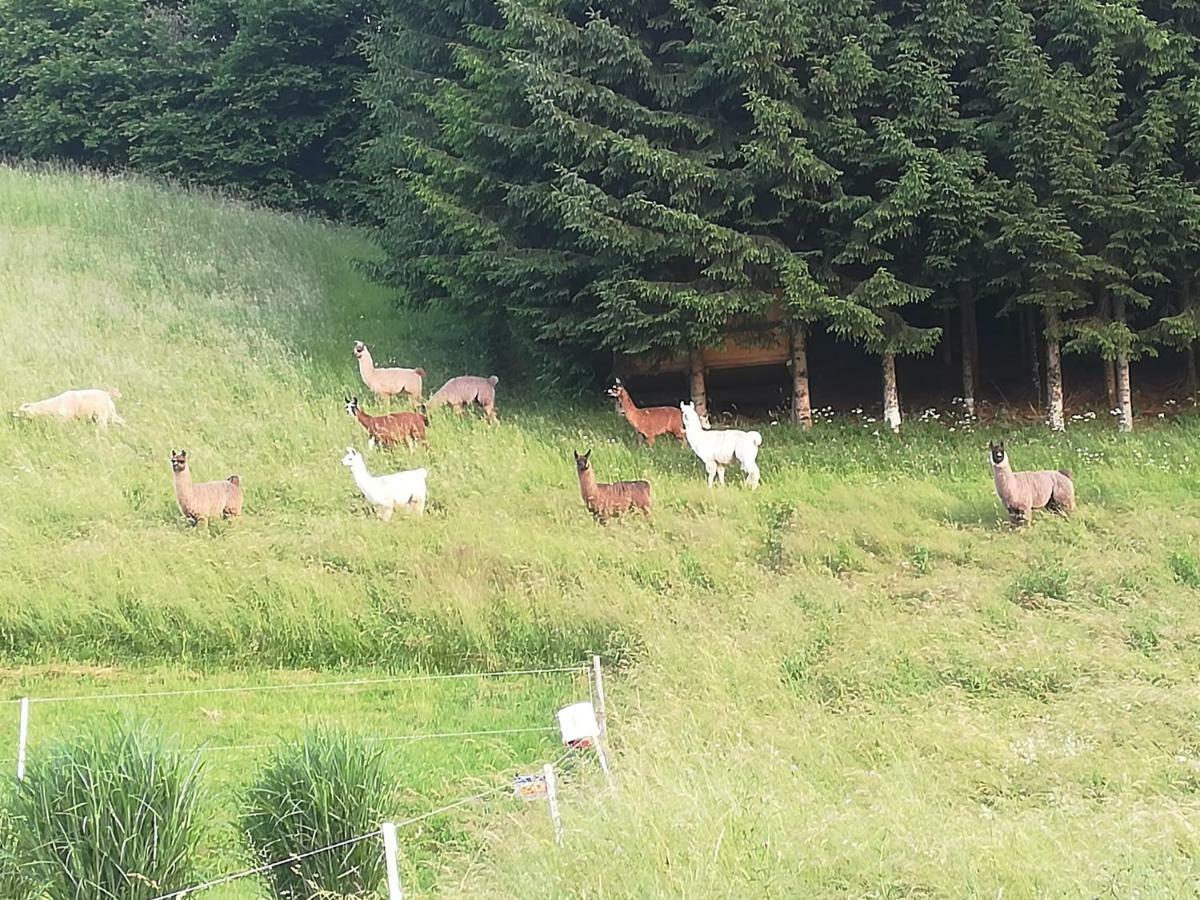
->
[
  {"left": 243, "top": 728, "right": 396, "bottom": 899},
  {"left": 1008, "top": 563, "right": 1073, "bottom": 609},
  {"left": 1168, "top": 549, "right": 1200, "bottom": 589},
  {"left": 3, "top": 721, "right": 205, "bottom": 900}
]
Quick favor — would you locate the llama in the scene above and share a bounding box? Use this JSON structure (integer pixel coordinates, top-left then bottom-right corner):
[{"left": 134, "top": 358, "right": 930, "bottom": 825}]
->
[
  {"left": 426, "top": 375, "right": 499, "bottom": 423},
  {"left": 341, "top": 448, "right": 427, "bottom": 519},
  {"left": 17, "top": 388, "right": 124, "bottom": 427},
  {"left": 989, "top": 440, "right": 1075, "bottom": 526},
  {"left": 170, "top": 450, "right": 243, "bottom": 524},
  {"left": 680, "top": 401, "right": 762, "bottom": 489},
  {"left": 607, "top": 379, "right": 684, "bottom": 446},
  {"left": 353, "top": 341, "right": 424, "bottom": 403},
  {"left": 574, "top": 449, "right": 651, "bottom": 522},
  {"left": 345, "top": 396, "right": 428, "bottom": 449}
]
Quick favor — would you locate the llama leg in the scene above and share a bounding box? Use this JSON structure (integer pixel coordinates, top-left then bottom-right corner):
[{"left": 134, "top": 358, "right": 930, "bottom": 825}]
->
[
  {"left": 1008, "top": 506, "right": 1029, "bottom": 527},
  {"left": 717, "top": 466, "right": 726, "bottom": 486},
  {"left": 411, "top": 497, "right": 426, "bottom": 515},
  {"left": 379, "top": 504, "right": 394, "bottom": 521},
  {"left": 745, "top": 463, "right": 761, "bottom": 489},
  {"left": 705, "top": 462, "right": 718, "bottom": 488}
]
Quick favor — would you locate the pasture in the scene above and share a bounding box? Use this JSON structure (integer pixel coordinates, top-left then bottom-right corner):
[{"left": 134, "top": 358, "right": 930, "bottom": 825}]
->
[{"left": 1, "top": 165, "right": 1198, "bottom": 897}]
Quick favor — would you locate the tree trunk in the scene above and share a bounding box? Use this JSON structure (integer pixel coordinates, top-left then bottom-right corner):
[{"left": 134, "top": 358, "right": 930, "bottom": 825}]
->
[
  {"left": 1101, "top": 293, "right": 1116, "bottom": 410},
  {"left": 1027, "top": 307, "right": 1043, "bottom": 409},
  {"left": 960, "top": 293, "right": 977, "bottom": 417},
  {"left": 882, "top": 352, "right": 901, "bottom": 433},
  {"left": 942, "top": 307, "right": 954, "bottom": 369},
  {"left": 688, "top": 348, "right": 708, "bottom": 424},
  {"left": 1113, "top": 295, "right": 1133, "bottom": 432},
  {"left": 789, "top": 326, "right": 813, "bottom": 429},
  {"left": 1188, "top": 342, "right": 1198, "bottom": 404},
  {"left": 1044, "top": 308, "right": 1065, "bottom": 431}
]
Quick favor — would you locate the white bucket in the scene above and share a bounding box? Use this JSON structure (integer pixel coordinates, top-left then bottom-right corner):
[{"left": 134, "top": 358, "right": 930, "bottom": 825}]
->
[{"left": 557, "top": 702, "right": 600, "bottom": 745}]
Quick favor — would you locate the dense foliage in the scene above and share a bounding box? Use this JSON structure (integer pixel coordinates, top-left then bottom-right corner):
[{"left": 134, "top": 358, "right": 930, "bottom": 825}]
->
[
  {"left": 244, "top": 729, "right": 396, "bottom": 899},
  {"left": 0, "top": 0, "right": 374, "bottom": 214},
  {"left": 359, "top": 0, "right": 1200, "bottom": 419},
  {"left": 2, "top": 723, "right": 205, "bottom": 900}
]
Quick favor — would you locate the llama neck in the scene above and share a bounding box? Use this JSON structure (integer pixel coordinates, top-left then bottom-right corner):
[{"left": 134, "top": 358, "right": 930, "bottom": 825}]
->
[
  {"left": 357, "top": 350, "right": 375, "bottom": 377},
  {"left": 577, "top": 466, "right": 598, "bottom": 502},
  {"left": 992, "top": 459, "right": 1016, "bottom": 496},
  {"left": 348, "top": 458, "right": 374, "bottom": 493},
  {"left": 173, "top": 467, "right": 193, "bottom": 500},
  {"left": 615, "top": 390, "right": 639, "bottom": 419},
  {"left": 353, "top": 407, "right": 373, "bottom": 428}
]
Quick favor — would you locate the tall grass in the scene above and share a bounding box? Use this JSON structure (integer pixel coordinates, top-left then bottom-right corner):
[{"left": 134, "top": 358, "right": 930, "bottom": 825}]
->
[
  {"left": 244, "top": 729, "right": 394, "bottom": 899},
  {"left": 3, "top": 721, "right": 205, "bottom": 899},
  {"left": 2, "top": 164, "right": 1200, "bottom": 896}
]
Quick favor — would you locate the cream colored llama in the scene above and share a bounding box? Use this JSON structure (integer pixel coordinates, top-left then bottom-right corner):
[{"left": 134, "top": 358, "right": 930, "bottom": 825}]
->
[
  {"left": 171, "top": 450, "right": 243, "bottom": 525},
  {"left": 17, "top": 388, "right": 124, "bottom": 426},
  {"left": 426, "top": 375, "right": 499, "bottom": 423},
  {"left": 353, "top": 341, "right": 424, "bottom": 402}
]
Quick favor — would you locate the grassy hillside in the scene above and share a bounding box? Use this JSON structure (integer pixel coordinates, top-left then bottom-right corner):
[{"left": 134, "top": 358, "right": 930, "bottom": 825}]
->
[{"left": 1, "top": 165, "right": 1199, "bottom": 897}]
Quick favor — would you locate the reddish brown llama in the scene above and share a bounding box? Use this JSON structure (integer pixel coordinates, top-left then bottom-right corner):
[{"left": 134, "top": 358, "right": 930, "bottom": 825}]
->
[
  {"left": 345, "top": 396, "right": 428, "bottom": 449},
  {"left": 574, "top": 449, "right": 651, "bottom": 523},
  {"left": 607, "top": 379, "right": 684, "bottom": 447}
]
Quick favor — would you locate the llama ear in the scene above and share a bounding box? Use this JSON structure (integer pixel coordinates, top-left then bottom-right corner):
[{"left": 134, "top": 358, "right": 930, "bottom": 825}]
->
[
  {"left": 573, "top": 450, "right": 580, "bottom": 460},
  {"left": 585, "top": 449, "right": 592, "bottom": 460}
]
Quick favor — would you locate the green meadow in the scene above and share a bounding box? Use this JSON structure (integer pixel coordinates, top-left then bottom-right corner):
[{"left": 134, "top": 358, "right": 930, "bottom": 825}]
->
[{"left": 1, "top": 165, "right": 1198, "bottom": 897}]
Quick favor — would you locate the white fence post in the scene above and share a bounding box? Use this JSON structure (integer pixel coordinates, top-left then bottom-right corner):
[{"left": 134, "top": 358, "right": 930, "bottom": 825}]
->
[
  {"left": 543, "top": 763, "right": 563, "bottom": 846},
  {"left": 382, "top": 822, "right": 404, "bottom": 900},
  {"left": 592, "top": 655, "right": 607, "bottom": 737},
  {"left": 16, "top": 698, "right": 30, "bottom": 781},
  {"left": 593, "top": 733, "right": 615, "bottom": 790}
]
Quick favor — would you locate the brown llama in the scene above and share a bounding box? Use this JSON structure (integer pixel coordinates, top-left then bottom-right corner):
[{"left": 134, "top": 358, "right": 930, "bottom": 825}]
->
[
  {"left": 573, "top": 449, "right": 651, "bottom": 523},
  {"left": 170, "top": 450, "right": 243, "bottom": 525},
  {"left": 345, "top": 396, "right": 428, "bottom": 449},
  {"left": 607, "top": 378, "right": 684, "bottom": 446}
]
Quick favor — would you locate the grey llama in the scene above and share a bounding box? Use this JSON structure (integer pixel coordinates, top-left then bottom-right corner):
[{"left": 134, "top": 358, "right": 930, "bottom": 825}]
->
[
  {"left": 426, "top": 375, "right": 499, "bottom": 423},
  {"left": 989, "top": 440, "right": 1075, "bottom": 526}
]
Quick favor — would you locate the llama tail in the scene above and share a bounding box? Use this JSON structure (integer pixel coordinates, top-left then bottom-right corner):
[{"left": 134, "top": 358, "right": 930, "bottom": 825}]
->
[
  {"left": 1059, "top": 468, "right": 1073, "bottom": 480},
  {"left": 415, "top": 368, "right": 426, "bottom": 377},
  {"left": 750, "top": 431, "right": 763, "bottom": 446},
  {"left": 488, "top": 375, "right": 499, "bottom": 385},
  {"left": 227, "top": 475, "right": 241, "bottom": 486}
]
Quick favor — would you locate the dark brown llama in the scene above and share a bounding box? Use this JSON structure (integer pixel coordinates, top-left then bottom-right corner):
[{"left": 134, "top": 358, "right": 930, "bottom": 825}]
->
[{"left": 573, "top": 449, "right": 651, "bottom": 523}]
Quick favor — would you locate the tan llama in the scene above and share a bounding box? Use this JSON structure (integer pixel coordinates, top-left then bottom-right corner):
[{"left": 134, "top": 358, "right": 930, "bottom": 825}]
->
[{"left": 170, "top": 450, "right": 243, "bottom": 525}]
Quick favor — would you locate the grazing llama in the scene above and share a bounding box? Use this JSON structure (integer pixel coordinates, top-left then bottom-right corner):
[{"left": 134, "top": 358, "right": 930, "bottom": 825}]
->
[
  {"left": 341, "top": 448, "right": 427, "bottom": 519},
  {"left": 607, "top": 379, "right": 684, "bottom": 447},
  {"left": 345, "top": 396, "right": 427, "bottom": 449},
  {"left": 170, "top": 450, "right": 243, "bottom": 525},
  {"left": 989, "top": 440, "right": 1075, "bottom": 526},
  {"left": 17, "top": 388, "right": 124, "bottom": 427},
  {"left": 352, "top": 341, "right": 424, "bottom": 403},
  {"left": 680, "top": 401, "right": 762, "bottom": 489},
  {"left": 573, "top": 450, "right": 651, "bottom": 522},
  {"left": 426, "top": 375, "right": 499, "bottom": 423}
]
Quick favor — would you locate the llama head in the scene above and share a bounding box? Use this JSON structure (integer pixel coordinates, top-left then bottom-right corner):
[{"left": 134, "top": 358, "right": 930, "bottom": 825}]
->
[
  {"left": 170, "top": 450, "right": 188, "bottom": 473},
  {"left": 606, "top": 379, "right": 625, "bottom": 399},
  {"left": 573, "top": 449, "right": 592, "bottom": 473},
  {"left": 341, "top": 447, "right": 362, "bottom": 467},
  {"left": 344, "top": 395, "right": 359, "bottom": 416},
  {"left": 107, "top": 387, "right": 122, "bottom": 399},
  {"left": 988, "top": 440, "right": 1007, "bottom": 466},
  {"left": 352, "top": 341, "right": 366, "bottom": 359}
]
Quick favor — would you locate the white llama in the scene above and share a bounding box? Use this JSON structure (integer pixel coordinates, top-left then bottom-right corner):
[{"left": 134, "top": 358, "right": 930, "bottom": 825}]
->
[{"left": 679, "top": 402, "right": 762, "bottom": 489}]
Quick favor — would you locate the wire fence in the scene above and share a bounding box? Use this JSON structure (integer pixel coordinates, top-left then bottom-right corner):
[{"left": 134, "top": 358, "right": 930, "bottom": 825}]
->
[
  {"left": 148, "top": 744, "right": 582, "bottom": 900},
  {"left": 4, "top": 665, "right": 589, "bottom": 706}
]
